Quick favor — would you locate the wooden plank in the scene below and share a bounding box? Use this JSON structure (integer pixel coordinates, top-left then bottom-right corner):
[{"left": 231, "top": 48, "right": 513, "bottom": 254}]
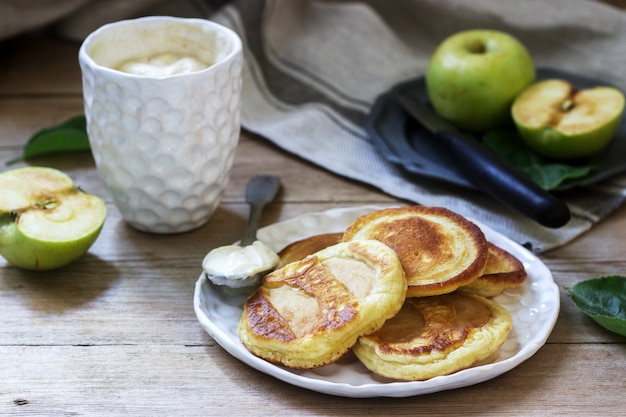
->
[{"left": 1, "top": 344, "right": 624, "bottom": 417}]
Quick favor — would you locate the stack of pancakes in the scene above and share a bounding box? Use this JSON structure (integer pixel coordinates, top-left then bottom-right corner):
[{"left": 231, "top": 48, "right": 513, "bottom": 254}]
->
[{"left": 237, "top": 206, "right": 526, "bottom": 381}]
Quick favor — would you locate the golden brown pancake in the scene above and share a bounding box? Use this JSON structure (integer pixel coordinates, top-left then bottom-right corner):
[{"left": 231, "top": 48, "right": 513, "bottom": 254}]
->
[
  {"left": 342, "top": 206, "right": 488, "bottom": 297},
  {"left": 277, "top": 232, "right": 343, "bottom": 266},
  {"left": 353, "top": 292, "right": 513, "bottom": 381},
  {"left": 460, "top": 242, "right": 527, "bottom": 297},
  {"left": 237, "top": 239, "right": 407, "bottom": 369}
]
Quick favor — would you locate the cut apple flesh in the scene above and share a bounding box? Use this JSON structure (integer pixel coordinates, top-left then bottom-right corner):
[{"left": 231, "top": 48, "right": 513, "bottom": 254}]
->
[
  {"left": 512, "top": 79, "right": 624, "bottom": 134},
  {"left": 512, "top": 79, "right": 625, "bottom": 159},
  {"left": 0, "top": 167, "right": 105, "bottom": 242},
  {"left": 0, "top": 167, "right": 107, "bottom": 270},
  {"left": 17, "top": 192, "right": 106, "bottom": 242},
  {"left": 0, "top": 166, "right": 74, "bottom": 211}
]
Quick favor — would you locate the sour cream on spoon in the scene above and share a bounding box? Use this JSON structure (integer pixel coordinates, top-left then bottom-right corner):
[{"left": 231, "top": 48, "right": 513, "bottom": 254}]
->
[
  {"left": 203, "top": 240, "right": 279, "bottom": 288},
  {"left": 203, "top": 176, "right": 281, "bottom": 289}
]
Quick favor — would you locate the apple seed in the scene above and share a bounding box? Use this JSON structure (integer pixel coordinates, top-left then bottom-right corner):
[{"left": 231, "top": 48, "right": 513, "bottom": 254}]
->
[{"left": 561, "top": 98, "right": 574, "bottom": 112}]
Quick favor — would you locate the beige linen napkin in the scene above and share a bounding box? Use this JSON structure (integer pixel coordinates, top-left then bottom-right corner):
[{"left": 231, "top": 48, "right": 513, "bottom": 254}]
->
[
  {"left": 210, "top": 0, "right": 626, "bottom": 252},
  {"left": 5, "top": 0, "right": 622, "bottom": 252}
]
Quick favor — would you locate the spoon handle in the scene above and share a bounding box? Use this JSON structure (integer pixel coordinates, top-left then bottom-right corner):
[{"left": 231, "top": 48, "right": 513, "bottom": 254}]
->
[{"left": 241, "top": 175, "right": 281, "bottom": 246}]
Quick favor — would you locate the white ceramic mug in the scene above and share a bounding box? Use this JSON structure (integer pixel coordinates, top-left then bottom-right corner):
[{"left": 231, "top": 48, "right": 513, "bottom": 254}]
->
[{"left": 79, "top": 16, "right": 243, "bottom": 233}]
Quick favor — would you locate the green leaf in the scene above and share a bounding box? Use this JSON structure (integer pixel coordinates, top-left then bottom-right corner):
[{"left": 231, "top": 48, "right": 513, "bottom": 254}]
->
[
  {"left": 6, "top": 115, "right": 91, "bottom": 165},
  {"left": 482, "top": 130, "right": 593, "bottom": 190},
  {"left": 567, "top": 276, "right": 626, "bottom": 337}
]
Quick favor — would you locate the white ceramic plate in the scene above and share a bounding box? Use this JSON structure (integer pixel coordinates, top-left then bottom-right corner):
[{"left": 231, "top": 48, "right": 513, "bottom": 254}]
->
[{"left": 193, "top": 206, "right": 560, "bottom": 398}]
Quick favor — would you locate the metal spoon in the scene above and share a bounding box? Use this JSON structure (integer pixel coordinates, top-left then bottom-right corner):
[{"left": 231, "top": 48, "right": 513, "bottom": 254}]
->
[
  {"left": 240, "top": 175, "right": 281, "bottom": 247},
  {"left": 202, "top": 175, "right": 281, "bottom": 288}
]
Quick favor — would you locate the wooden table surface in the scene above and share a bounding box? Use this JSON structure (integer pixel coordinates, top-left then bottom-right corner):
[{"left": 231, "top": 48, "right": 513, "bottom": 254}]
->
[{"left": 1, "top": 31, "right": 625, "bottom": 417}]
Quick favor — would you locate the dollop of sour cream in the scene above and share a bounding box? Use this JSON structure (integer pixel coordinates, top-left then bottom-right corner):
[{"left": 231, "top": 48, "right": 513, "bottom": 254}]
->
[
  {"left": 202, "top": 240, "right": 280, "bottom": 288},
  {"left": 116, "top": 52, "right": 210, "bottom": 77}
]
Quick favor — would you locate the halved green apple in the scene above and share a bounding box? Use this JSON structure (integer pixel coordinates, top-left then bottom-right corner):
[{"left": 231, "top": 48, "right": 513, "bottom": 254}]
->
[
  {"left": 0, "top": 166, "right": 106, "bottom": 270},
  {"left": 512, "top": 79, "right": 625, "bottom": 160}
]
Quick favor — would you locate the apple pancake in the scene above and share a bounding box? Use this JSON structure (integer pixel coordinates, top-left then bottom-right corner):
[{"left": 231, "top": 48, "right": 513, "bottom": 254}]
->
[
  {"left": 460, "top": 242, "right": 527, "bottom": 297},
  {"left": 237, "top": 239, "right": 407, "bottom": 369},
  {"left": 342, "top": 206, "right": 488, "bottom": 297},
  {"left": 353, "top": 292, "right": 513, "bottom": 381},
  {"left": 277, "top": 232, "right": 343, "bottom": 266}
]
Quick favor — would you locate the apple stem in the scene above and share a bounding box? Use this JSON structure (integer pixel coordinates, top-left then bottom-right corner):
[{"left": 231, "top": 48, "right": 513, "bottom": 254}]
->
[{"left": 468, "top": 40, "right": 486, "bottom": 54}]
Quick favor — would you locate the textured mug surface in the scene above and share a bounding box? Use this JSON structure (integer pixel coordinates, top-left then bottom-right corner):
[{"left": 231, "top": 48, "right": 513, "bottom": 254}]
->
[{"left": 79, "top": 16, "right": 243, "bottom": 233}]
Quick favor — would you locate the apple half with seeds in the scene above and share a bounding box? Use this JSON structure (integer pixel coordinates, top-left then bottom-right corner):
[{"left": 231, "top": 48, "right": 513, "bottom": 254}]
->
[
  {"left": 0, "top": 166, "right": 106, "bottom": 270},
  {"left": 512, "top": 79, "right": 625, "bottom": 160}
]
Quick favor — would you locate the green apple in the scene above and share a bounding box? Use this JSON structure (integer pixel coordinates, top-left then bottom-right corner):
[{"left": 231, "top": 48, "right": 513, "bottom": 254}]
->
[
  {"left": 426, "top": 29, "right": 535, "bottom": 133},
  {"left": 512, "top": 79, "right": 625, "bottom": 160},
  {"left": 0, "top": 166, "right": 106, "bottom": 270}
]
